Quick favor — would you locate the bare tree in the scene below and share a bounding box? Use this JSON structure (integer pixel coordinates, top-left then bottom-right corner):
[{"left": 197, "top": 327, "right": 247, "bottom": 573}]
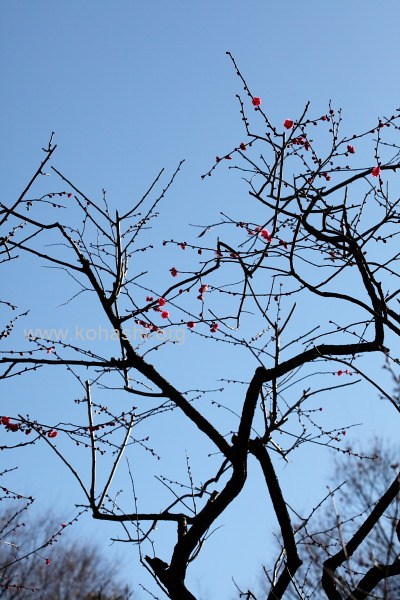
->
[
  {"left": 1, "top": 55, "right": 400, "bottom": 598},
  {"left": 256, "top": 438, "right": 400, "bottom": 599},
  {"left": 0, "top": 505, "right": 133, "bottom": 599}
]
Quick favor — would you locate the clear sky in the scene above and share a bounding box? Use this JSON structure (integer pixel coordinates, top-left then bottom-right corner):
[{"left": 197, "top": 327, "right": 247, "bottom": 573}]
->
[{"left": 1, "top": 1, "right": 400, "bottom": 598}]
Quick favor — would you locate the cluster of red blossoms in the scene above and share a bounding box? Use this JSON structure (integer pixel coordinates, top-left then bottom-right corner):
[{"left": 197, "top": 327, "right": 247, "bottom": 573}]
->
[
  {"left": 186, "top": 320, "right": 219, "bottom": 333},
  {"left": 143, "top": 290, "right": 219, "bottom": 334},
  {"left": 249, "top": 226, "right": 272, "bottom": 240},
  {"left": 216, "top": 142, "right": 248, "bottom": 163},
  {"left": 1, "top": 416, "right": 19, "bottom": 432},
  {"left": 157, "top": 297, "right": 169, "bottom": 319},
  {"left": 145, "top": 297, "right": 170, "bottom": 320},
  {"left": 249, "top": 227, "right": 289, "bottom": 249},
  {"left": 292, "top": 136, "right": 310, "bottom": 151},
  {"left": 136, "top": 318, "right": 160, "bottom": 333},
  {"left": 1, "top": 416, "right": 57, "bottom": 438}
]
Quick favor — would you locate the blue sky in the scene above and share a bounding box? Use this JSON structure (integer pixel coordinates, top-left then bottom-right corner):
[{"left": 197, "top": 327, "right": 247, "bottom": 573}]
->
[{"left": 2, "top": 1, "right": 400, "bottom": 598}]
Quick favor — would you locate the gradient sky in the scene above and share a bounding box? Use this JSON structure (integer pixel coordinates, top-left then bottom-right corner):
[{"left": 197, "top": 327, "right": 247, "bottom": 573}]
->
[{"left": 1, "top": 2, "right": 400, "bottom": 598}]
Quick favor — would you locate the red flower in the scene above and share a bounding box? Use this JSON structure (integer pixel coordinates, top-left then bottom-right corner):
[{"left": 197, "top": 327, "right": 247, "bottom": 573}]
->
[
  {"left": 279, "top": 239, "right": 288, "bottom": 249},
  {"left": 1, "top": 416, "right": 10, "bottom": 425},
  {"left": 371, "top": 166, "right": 381, "bottom": 177},
  {"left": 284, "top": 119, "right": 294, "bottom": 129},
  {"left": 170, "top": 267, "right": 178, "bottom": 277},
  {"left": 161, "top": 310, "right": 169, "bottom": 319},
  {"left": 146, "top": 296, "right": 154, "bottom": 302},
  {"left": 225, "top": 155, "right": 232, "bottom": 160},
  {"left": 261, "top": 229, "right": 272, "bottom": 242},
  {"left": 337, "top": 370, "right": 343, "bottom": 376},
  {"left": 179, "top": 243, "right": 186, "bottom": 250},
  {"left": 46, "top": 346, "right": 55, "bottom": 354},
  {"left": 48, "top": 430, "right": 58, "bottom": 438},
  {"left": 45, "top": 559, "right": 51, "bottom": 566},
  {"left": 7, "top": 423, "right": 19, "bottom": 432},
  {"left": 210, "top": 323, "right": 219, "bottom": 333},
  {"left": 347, "top": 145, "right": 355, "bottom": 154},
  {"left": 252, "top": 97, "right": 261, "bottom": 106},
  {"left": 239, "top": 142, "right": 246, "bottom": 151},
  {"left": 216, "top": 156, "right": 221, "bottom": 163},
  {"left": 158, "top": 298, "right": 166, "bottom": 307},
  {"left": 187, "top": 321, "right": 195, "bottom": 329},
  {"left": 199, "top": 284, "right": 209, "bottom": 294}
]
